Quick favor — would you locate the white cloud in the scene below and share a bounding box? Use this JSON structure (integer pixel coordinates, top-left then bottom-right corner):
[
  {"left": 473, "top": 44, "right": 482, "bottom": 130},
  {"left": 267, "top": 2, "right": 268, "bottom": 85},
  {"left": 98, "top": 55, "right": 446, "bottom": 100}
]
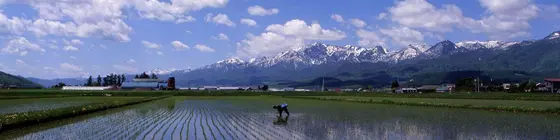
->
[
  {"left": 142, "top": 40, "right": 161, "bottom": 49},
  {"left": 126, "top": 59, "right": 136, "bottom": 64},
  {"left": 60, "top": 63, "right": 82, "bottom": 72},
  {"left": 350, "top": 18, "right": 367, "bottom": 28},
  {"left": 386, "top": 0, "right": 465, "bottom": 32},
  {"left": 70, "top": 39, "right": 83, "bottom": 45},
  {"left": 205, "top": 13, "right": 235, "bottom": 27},
  {"left": 15, "top": 59, "right": 28, "bottom": 66},
  {"left": 69, "top": 56, "right": 77, "bottom": 60},
  {"left": 377, "top": 13, "right": 387, "bottom": 20},
  {"left": 63, "top": 45, "right": 78, "bottom": 51},
  {"left": 381, "top": 0, "right": 555, "bottom": 40},
  {"left": 113, "top": 64, "right": 138, "bottom": 73},
  {"left": 176, "top": 16, "right": 196, "bottom": 24},
  {"left": 379, "top": 26, "right": 424, "bottom": 47},
  {"left": 1, "top": 37, "right": 45, "bottom": 56},
  {"left": 214, "top": 33, "right": 229, "bottom": 41},
  {"left": 237, "top": 19, "right": 346, "bottom": 58},
  {"left": 240, "top": 18, "right": 257, "bottom": 26},
  {"left": 331, "top": 14, "right": 344, "bottom": 22},
  {"left": 265, "top": 19, "right": 346, "bottom": 40},
  {"left": 53, "top": 62, "right": 88, "bottom": 77},
  {"left": 248, "top": 5, "right": 279, "bottom": 16},
  {"left": 195, "top": 44, "right": 215, "bottom": 52},
  {"left": 133, "top": 0, "right": 228, "bottom": 22},
  {"left": 157, "top": 51, "right": 164, "bottom": 55},
  {"left": 356, "top": 29, "right": 386, "bottom": 47},
  {"left": 171, "top": 41, "right": 189, "bottom": 50}
]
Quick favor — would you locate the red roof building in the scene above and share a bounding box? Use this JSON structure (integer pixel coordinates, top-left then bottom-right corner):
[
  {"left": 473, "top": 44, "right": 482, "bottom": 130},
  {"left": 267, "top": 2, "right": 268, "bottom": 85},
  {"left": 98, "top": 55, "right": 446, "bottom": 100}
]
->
[{"left": 544, "top": 78, "right": 560, "bottom": 93}]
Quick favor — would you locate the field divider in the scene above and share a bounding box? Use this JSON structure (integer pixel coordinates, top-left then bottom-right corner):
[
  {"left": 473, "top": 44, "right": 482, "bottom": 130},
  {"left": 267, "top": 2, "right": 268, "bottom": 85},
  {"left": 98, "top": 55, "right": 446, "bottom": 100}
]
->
[
  {"left": 287, "top": 96, "right": 560, "bottom": 115},
  {"left": 0, "top": 95, "right": 172, "bottom": 132}
]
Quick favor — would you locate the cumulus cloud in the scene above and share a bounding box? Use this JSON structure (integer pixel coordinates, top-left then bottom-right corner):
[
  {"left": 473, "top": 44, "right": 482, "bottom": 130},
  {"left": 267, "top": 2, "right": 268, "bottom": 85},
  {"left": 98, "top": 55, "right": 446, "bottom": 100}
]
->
[
  {"left": 171, "top": 41, "right": 189, "bottom": 50},
  {"left": 213, "top": 33, "right": 229, "bottom": 41},
  {"left": 113, "top": 64, "right": 138, "bottom": 73},
  {"left": 248, "top": 5, "right": 279, "bottom": 16},
  {"left": 237, "top": 19, "right": 346, "bottom": 58},
  {"left": 205, "top": 13, "right": 235, "bottom": 27},
  {"left": 1, "top": 37, "right": 45, "bottom": 56},
  {"left": 133, "top": 0, "right": 228, "bottom": 22},
  {"left": 63, "top": 45, "right": 78, "bottom": 51},
  {"left": 356, "top": 30, "right": 386, "bottom": 47},
  {"left": 142, "top": 40, "right": 161, "bottom": 49},
  {"left": 176, "top": 16, "right": 196, "bottom": 24},
  {"left": 331, "top": 14, "right": 344, "bottom": 22},
  {"left": 240, "top": 18, "right": 257, "bottom": 26},
  {"left": 157, "top": 51, "right": 164, "bottom": 55},
  {"left": 379, "top": 26, "right": 425, "bottom": 46},
  {"left": 15, "top": 59, "right": 28, "bottom": 66},
  {"left": 381, "top": 0, "right": 556, "bottom": 40},
  {"left": 126, "top": 59, "right": 136, "bottom": 64},
  {"left": 195, "top": 44, "right": 215, "bottom": 52},
  {"left": 60, "top": 63, "right": 82, "bottom": 72},
  {"left": 350, "top": 18, "right": 367, "bottom": 28}
]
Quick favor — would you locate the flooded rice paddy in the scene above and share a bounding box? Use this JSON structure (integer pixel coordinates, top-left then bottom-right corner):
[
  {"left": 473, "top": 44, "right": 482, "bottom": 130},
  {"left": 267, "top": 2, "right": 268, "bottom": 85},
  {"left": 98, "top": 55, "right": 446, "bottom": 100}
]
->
[{"left": 1, "top": 96, "right": 559, "bottom": 140}]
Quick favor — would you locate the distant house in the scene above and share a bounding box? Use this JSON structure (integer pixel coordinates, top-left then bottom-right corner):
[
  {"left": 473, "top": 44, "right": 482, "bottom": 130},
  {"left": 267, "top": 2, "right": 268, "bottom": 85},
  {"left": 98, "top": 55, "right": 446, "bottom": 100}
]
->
[
  {"left": 203, "top": 86, "right": 218, "bottom": 90},
  {"left": 418, "top": 85, "right": 440, "bottom": 93},
  {"left": 283, "top": 88, "right": 295, "bottom": 91},
  {"left": 502, "top": 83, "right": 511, "bottom": 90},
  {"left": 62, "top": 86, "right": 112, "bottom": 91},
  {"left": 121, "top": 82, "right": 163, "bottom": 90},
  {"left": 396, "top": 88, "right": 418, "bottom": 93},
  {"left": 544, "top": 78, "right": 560, "bottom": 93},
  {"left": 218, "top": 87, "right": 239, "bottom": 90},
  {"left": 295, "top": 89, "right": 310, "bottom": 92},
  {"left": 436, "top": 87, "right": 452, "bottom": 93}
]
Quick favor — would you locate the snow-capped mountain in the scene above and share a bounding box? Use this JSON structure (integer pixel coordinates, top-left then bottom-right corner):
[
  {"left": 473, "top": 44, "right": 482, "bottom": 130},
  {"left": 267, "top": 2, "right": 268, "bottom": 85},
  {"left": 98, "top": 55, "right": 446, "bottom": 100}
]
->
[
  {"left": 456, "top": 40, "right": 519, "bottom": 50},
  {"left": 545, "top": 31, "right": 560, "bottom": 43},
  {"left": 147, "top": 68, "right": 177, "bottom": 75},
  {"left": 388, "top": 44, "right": 428, "bottom": 62},
  {"left": 423, "top": 40, "right": 464, "bottom": 58},
  {"left": 201, "top": 39, "right": 525, "bottom": 71}
]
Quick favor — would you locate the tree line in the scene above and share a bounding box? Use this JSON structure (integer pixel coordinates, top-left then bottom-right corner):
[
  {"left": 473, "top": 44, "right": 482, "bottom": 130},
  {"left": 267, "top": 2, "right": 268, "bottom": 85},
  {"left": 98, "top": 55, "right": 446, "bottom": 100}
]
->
[{"left": 84, "top": 74, "right": 126, "bottom": 86}]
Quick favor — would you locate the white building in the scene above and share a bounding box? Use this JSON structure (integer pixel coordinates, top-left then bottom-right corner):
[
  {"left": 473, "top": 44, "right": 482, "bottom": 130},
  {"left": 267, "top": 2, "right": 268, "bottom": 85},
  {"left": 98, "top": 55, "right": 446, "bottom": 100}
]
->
[
  {"left": 62, "top": 86, "right": 112, "bottom": 91},
  {"left": 219, "top": 87, "right": 240, "bottom": 90}
]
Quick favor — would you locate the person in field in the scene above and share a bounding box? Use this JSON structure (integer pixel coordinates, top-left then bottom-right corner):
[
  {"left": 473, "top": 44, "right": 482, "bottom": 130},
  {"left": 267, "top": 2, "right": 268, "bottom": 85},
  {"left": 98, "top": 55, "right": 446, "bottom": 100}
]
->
[{"left": 272, "top": 103, "right": 289, "bottom": 116}]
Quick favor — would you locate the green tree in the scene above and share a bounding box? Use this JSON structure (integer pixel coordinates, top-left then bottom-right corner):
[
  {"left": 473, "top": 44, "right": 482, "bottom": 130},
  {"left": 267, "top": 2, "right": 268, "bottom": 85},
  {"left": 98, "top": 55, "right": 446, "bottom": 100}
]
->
[
  {"left": 391, "top": 80, "right": 400, "bottom": 89},
  {"left": 456, "top": 78, "right": 474, "bottom": 91},
  {"left": 117, "top": 75, "right": 121, "bottom": 86},
  {"left": 121, "top": 74, "right": 126, "bottom": 83},
  {"left": 96, "top": 75, "right": 102, "bottom": 86},
  {"left": 102, "top": 76, "right": 108, "bottom": 86},
  {"left": 151, "top": 73, "right": 158, "bottom": 79},
  {"left": 86, "top": 76, "right": 93, "bottom": 86},
  {"left": 134, "top": 74, "right": 139, "bottom": 79},
  {"left": 262, "top": 85, "right": 269, "bottom": 91}
]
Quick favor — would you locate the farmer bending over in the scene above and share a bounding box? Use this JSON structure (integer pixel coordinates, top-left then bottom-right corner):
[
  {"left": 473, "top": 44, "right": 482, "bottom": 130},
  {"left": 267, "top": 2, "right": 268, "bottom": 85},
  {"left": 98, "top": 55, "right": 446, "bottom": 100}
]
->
[{"left": 272, "top": 103, "right": 289, "bottom": 116}]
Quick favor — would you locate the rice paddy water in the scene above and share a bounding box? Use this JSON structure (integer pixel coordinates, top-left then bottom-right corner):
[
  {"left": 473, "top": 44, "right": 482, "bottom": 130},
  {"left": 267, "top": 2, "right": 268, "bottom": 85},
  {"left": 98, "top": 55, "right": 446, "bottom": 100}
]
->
[{"left": 1, "top": 96, "right": 559, "bottom": 139}]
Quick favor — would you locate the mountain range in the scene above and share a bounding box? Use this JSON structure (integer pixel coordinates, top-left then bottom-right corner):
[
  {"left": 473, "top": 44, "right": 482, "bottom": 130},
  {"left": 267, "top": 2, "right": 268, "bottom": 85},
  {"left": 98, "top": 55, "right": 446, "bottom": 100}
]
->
[{"left": 23, "top": 31, "right": 560, "bottom": 88}]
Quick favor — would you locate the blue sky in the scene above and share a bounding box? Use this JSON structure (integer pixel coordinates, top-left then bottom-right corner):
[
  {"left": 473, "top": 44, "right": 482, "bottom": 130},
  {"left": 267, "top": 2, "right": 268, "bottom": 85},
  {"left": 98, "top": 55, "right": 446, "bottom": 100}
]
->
[{"left": 0, "top": 0, "right": 558, "bottom": 79}]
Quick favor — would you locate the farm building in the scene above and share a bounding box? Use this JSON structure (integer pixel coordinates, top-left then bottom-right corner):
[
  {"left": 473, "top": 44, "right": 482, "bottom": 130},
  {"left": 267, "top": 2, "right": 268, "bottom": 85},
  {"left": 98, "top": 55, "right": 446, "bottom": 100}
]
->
[
  {"left": 418, "top": 85, "right": 440, "bottom": 93},
  {"left": 203, "top": 86, "right": 218, "bottom": 90},
  {"left": 218, "top": 87, "right": 240, "bottom": 90},
  {"left": 62, "top": 86, "right": 112, "bottom": 91},
  {"left": 396, "top": 88, "right": 418, "bottom": 93},
  {"left": 121, "top": 78, "right": 168, "bottom": 90},
  {"left": 544, "top": 78, "right": 560, "bottom": 93},
  {"left": 436, "top": 87, "right": 452, "bottom": 93}
]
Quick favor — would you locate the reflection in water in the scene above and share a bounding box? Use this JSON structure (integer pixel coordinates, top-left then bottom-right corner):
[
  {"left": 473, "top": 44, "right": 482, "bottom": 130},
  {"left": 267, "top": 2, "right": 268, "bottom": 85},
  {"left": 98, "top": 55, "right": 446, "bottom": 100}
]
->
[
  {"left": 1, "top": 97, "right": 559, "bottom": 140},
  {"left": 273, "top": 115, "right": 289, "bottom": 125}
]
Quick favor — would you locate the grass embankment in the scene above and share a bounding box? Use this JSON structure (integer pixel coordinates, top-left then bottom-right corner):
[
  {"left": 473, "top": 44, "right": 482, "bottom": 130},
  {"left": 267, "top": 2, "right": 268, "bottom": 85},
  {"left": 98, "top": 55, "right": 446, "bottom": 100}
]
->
[
  {"left": 0, "top": 96, "right": 170, "bottom": 132},
  {"left": 289, "top": 96, "right": 560, "bottom": 114}
]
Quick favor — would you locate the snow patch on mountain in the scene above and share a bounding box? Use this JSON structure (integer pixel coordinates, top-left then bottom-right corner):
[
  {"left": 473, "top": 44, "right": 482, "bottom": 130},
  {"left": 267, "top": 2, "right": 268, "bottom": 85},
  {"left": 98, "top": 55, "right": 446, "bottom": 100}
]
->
[
  {"left": 148, "top": 68, "right": 177, "bottom": 75},
  {"left": 545, "top": 31, "right": 560, "bottom": 40},
  {"left": 456, "top": 40, "right": 518, "bottom": 50}
]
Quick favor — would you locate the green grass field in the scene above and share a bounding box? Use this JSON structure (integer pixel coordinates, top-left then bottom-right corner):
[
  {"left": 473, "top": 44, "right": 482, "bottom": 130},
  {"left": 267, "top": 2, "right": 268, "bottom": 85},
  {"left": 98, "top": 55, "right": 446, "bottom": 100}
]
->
[
  {"left": 301, "top": 96, "right": 560, "bottom": 110},
  {"left": 0, "top": 96, "right": 150, "bottom": 115}
]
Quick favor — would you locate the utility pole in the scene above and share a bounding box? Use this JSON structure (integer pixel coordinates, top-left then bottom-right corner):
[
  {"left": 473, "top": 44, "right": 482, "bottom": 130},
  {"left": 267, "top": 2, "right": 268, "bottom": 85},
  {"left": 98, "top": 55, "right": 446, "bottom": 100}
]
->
[{"left": 321, "top": 77, "right": 325, "bottom": 92}]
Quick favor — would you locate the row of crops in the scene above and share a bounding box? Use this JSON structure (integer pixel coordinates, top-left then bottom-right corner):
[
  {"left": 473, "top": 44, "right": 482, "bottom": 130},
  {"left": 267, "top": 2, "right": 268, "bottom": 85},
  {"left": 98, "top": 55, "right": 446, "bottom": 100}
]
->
[
  {"left": 0, "top": 97, "right": 148, "bottom": 115},
  {"left": 7, "top": 99, "right": 308, "bottom": 140},
  {"left": 3, "top": 96, "right": 560, "bottom": 139}
]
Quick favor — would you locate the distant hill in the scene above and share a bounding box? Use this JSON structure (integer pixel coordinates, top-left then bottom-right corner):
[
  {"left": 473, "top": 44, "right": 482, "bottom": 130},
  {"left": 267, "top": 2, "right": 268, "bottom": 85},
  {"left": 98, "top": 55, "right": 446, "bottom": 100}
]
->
[
  {"left": 0, "top": 71, "right": 42, "bottom": 88},
  {"left": 27, "top": 77, "right": 85, "bottom": 87}
]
